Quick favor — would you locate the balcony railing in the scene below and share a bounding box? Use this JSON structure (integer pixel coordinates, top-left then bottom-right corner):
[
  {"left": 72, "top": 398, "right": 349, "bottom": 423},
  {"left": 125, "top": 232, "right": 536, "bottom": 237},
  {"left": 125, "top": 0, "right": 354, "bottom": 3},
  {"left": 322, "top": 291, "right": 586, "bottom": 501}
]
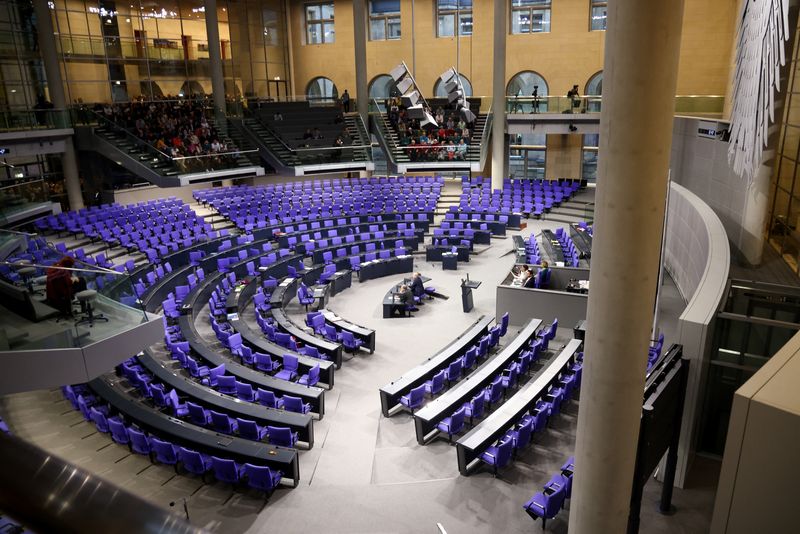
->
[{"left": 505, "top": 95, "right": 725, "bottom": 116}]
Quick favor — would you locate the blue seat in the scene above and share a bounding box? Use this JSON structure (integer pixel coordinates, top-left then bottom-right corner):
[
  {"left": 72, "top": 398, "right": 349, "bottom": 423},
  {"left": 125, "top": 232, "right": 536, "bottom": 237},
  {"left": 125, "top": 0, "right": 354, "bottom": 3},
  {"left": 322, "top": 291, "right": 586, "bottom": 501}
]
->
[
  {"left": 241, "top": 464, "right": 282, "bottom": 494},
  {"left": 444, "top": 358, "right": 463, "bottom": 384},
  {"left": 257, "top": 388, "right": 284, "bottom": 409},
  {"left": 341, "top": 331, "right": 363, "bottom": 353},
  {"left": 236, "top": 380, "right": 257, "bottom": 402},
  {"left": 507, "top": 414, "right": 534, "bottom": 452},
  {"left": 237, "top": 418, "right": 268, "bottom": 441},
  {"left": 298, "top": 364, "right": 320, "bottom": 387},
  {"left": 151, "top": 438, "right": 179, "bottom": 470},
  {"left": 424, "top": 369, "right": 446, "bottom": 396},
  {"left": 483, "top": 376, "right": 504, "bottom": 408},
  {"left": 283, "top": 395, "right": 311, "bottom": 414},
  {"left": 266, "top": 425, "right": 298, "bottom": 448},
  {"left": 108, "top": 417, "right": 130, "bottom": 446},
  {"left": 209, "top": 410, "right": 238, "bottom": 434},
  {"left": 128, "top": 427, "right": 152, "bottom": 456},
  {"left": 480, "top": 436, "right": 514, "bottom": 476},
  {"left": 462, "top": 392, "right": 485, "bottom": 424},
  {"left": 178, "top": 447, "right": 213, "bottom": 481},
  {"left": 217, "top": 375, "right": 237, "bottom": 395},
  {"left": 211, "top": 456, "right": 241, "bottom": 485},
  {"left": 275, "top": 354, "right": 299, "bottom": 381},
  {"left": 499, "top": 312, "right": 510, "bottom": 337},
  {"left": 186, "top": 402, "right": 211, "bottom": 426},
  {"left": 436, "top": 406, "right": 466, "bottom": 443},
  {"left": 523, "top": 475, "right": 568, "bottom": 529},
  {"left": 399, "top": 384, "right": 426, "bottom": 413}
]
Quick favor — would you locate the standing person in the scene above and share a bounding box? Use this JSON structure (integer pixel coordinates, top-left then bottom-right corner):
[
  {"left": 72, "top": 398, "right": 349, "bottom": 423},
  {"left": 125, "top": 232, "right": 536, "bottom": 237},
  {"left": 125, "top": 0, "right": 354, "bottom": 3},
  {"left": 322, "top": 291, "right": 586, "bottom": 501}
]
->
[
  {"left": 537, "top": 261, "right": 551, "bottom": 288},
  {"left": 410, "top": 272, "right": 426, "bottom": 298},
  {"left": 567, "top": 85, "right": 580, "bottom": 111},
  {"left": 341, "top": 89, "right": 351, "bottom": 112},
  {"left": 532, "top": 85, "right": 540, "bottom": 114}
]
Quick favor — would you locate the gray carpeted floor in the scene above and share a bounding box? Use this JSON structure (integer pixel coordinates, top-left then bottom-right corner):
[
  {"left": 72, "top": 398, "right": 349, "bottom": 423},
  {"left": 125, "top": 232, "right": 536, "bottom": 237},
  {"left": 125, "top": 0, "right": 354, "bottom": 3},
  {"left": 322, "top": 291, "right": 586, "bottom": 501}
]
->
[{"left": 0, "top": 210, "right": 719, "bottom": 534}]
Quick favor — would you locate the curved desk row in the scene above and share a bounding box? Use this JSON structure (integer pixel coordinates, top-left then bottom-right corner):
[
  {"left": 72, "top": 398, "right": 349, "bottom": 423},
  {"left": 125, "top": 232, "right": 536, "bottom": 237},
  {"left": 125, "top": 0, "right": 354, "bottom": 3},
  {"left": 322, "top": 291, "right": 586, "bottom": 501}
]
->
[
  {"left": 277, "top": 222, "right": 425, "bottom": 249},
  {"left": 134, "top": 350, "right": 314, "bottom": 447},
  {"left": 413, "top": 318, "right": 543, "bottom": 445},
  {"left": 90, "top": 374, "right": 300, "bottom": 485},
  {"left": 250, "top": 212, "right": 434, "bottom": 242},
  {"left": 137, "top": 265, "right": 315, "bottom": 447},
  {"left": 541, "top": 230, "right": 566, "bottom": 264},
  {"left": 445, "top": 209, "right": 521, "bottom": 229},
  {"left": 433, "top": 228, "right": 492, "bottom": 245},
  {"left": 229, "top": 276, "right": 336, "bottom": 385},
  {"left": 442, "top": 214, "right": 509, "bottom": 236},
  {"left": 379, "top": 315, "right": 493, "bottom": 416},
  {"left": 179, "top": 255, "right": 327, "bottom": 416},
  {"left": 569, "top": 224, "right": 592, "bottom": 259},
  {"left": 359, "top": 255, "right": 414, "bottom": 283},
  {"left": 321, "top": 310, "right": 375, "bottom": 354},
  {"left": 455, "top": 338, "right": 582, "bottom": 475},
  {"left": 310, "top": 235, "right": 420, "bottom": 265}
]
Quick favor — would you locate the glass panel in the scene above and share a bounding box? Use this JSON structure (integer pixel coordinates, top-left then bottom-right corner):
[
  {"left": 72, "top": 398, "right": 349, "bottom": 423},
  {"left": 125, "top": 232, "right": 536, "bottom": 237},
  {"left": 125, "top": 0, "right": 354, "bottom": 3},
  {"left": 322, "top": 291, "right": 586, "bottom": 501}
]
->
[
  {"left": 370, "top": 19, "right": 386, "bottom": 40},
  {"left": 512, "top": 0, "right": 549, "bottom": 5},
  {"left": 530, "top": 9, "right": 550, "bottom": 32},
  {"left": 511, "top": 10, "right": 529, "bottom": 34},
  {"left": 591, "top": 6, "right": 608, "bottom": 30},
  {"left": 387, "top": 17, "right": 401, "bottom": 39},
  {"left": 507, "top": 71, "right": 548, "bottom": 96},
  {"left": 459, "top": 14, "right": 472, "bottom": 35},
  {"left": 306, "top": 4, "right": 321, "bottom": 20},
  {"left": 308, "top": 22, "right": 322, "bottom": 44},
  {"left": 438, "top": 14, "right": 454, "bottom": 37},
  {"left": 778, "top": 157, "right": 796, "bottom": 191},
  {"left": 323, "top": 22, "right": 335, "bottom": 43},
  {"left": 321, "top": 3, "right": 334, "bottom": 19},
  {"left": 582, "top": 150, "right": 598, "bottom": 182},
  {"left": 371, "top": 0, "right": 400, "bottom": 14}
]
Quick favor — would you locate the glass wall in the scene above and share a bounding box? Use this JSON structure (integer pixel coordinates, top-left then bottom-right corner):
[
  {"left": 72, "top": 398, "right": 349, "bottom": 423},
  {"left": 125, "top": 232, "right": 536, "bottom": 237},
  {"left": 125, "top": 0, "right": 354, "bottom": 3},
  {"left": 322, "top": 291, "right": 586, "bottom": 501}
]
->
[
  {"left": 767, "top": 14, "right": 800, "bottom": 274},
  {"left": 582, "top": 133, "right": 598, "bottom": 182},
  {"left": 509, "top": 132, "right": 546, "bottom": 180},
  {"left": 0, "top": 0, "right": 48, "bottom": 110},
  {"left": 39, "top": 0, "right": 289, "bottom": 104}
]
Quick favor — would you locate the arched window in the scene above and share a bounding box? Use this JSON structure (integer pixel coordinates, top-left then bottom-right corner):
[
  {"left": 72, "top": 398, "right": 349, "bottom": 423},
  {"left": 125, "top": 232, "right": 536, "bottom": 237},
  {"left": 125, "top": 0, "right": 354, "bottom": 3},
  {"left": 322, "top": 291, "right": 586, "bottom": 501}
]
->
[
  {"left": 585, "top": 71, "right": 602, "bottom": 95},
  {"left": 306, "top": 77, "right": 338, "bottom": 102},
  {"left": 433, "top": 73, "right": 473, "bottom": 98},
  {"left": 506, "top": 71, "right": 548, "bottom": 97},
  {"left": 179, "top": 81, "right": 205, "bottom": 97},
  {"left": 368, "top": 74, "right": 398, "bottom": 100},
  {"left": 585, "top": 71, "right": 602, "bottom": 112}
]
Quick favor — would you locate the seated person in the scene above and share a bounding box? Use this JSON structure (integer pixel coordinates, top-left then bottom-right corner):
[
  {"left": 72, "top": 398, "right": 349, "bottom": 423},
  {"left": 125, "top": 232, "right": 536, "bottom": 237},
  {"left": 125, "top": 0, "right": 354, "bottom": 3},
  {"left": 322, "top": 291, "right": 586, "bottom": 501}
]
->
[
  {"left": 523, "top": 273, "right": 537, "bottom": 288},
  {"left": 46, "top": 256, "right": 87, "bottom": 316},
  {"left": 396, "top": 284, "right": 417, "bottom": 315},
  {"left": 302, "top": 128, "right": 313, "bottom": 140},
  {"left": 410, "top": 272, "right": 426, "bottom": 298},
  {"left": 512, "top": 264, "right": 531, "bottom": 286}
]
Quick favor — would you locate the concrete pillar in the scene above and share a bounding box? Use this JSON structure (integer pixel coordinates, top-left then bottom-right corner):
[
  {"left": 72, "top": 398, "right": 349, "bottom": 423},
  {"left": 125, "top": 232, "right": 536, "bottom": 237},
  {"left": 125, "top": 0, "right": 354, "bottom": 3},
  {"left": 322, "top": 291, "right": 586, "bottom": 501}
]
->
[
  {"left": 490, "top": 0, "right": 507, "bottom": 191},
  {"left": 352, "top": 0, "right": 369, "bottom": 122},
  {"left": 32, "top": 0, "right": 84, "bottom": 211},
  {"left": 204, "top": 0, "right": 227, "bottom": 117},
  {"left": 567, "top": 1, "right": 685, "bottom": 533}
]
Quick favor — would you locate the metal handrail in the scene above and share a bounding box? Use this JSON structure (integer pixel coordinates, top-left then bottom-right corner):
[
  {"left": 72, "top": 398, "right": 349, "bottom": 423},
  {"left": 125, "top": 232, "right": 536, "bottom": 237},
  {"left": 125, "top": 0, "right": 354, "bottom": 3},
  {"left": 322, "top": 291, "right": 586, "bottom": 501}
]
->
[
  {"left": 85, "top": 108, "right": 173, "bottom": 160},
  {"left": 0, "top": 179, "right": 45, "bottom": 193},
  {"left": 0, "top": 432, "right": 204, "bottom": 534}
]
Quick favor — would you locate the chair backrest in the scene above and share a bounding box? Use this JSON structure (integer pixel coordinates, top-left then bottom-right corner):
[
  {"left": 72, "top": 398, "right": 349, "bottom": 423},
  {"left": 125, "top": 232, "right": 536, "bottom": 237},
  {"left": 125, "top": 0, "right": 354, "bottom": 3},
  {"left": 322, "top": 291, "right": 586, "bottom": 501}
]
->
[
  {"left": 500, "top": 312, "right": 509, "bottom": 336},
  {"left": 283, "top": 395, "right": 302, "bottom": 411},
  {"left": 495, "top": 437, "right": 514, "bottom": 467},
  {"left": 236, "top": 380, "right": 254, "bottom": 400},
  {"left": 241, "top": 464, "right": 280, "bottom": 490},
  {"left": 237, "top": 418, "right": 259, "bottom": 440},
  {"left": 267, "top": 426, "right": 294, "bottom": 447},
  {"left": 210, "top": 410, "right": 233, "bottom": 432},
  {"left": 451, "top": 406, "right": 466, "bottom": 429},
  {"left": 410, "top": 384, "right": 426, "bottom": 403},
  {"left": 178, "top": 447, "right": 207, "bottom": 473},
  {"left": 283, "top": 354, "right": 298, "bottom": 371},
  {"left": 257, "top": 388, "right": 279, "bottom": 407},
  {"left": 186, "top": 402, "right": 207, "bottom": 425},
  {"left": 211, "top": 456, "right": 239, "bottom": 482},
  {"left": 218, "top": 375, "right": 236, "bottom": 392},
  {"left": 341, "top": 330, "right": 354, "bottom": 344},
  {"left": 152, "top": 438, "right": 178, "bottom": 464}
]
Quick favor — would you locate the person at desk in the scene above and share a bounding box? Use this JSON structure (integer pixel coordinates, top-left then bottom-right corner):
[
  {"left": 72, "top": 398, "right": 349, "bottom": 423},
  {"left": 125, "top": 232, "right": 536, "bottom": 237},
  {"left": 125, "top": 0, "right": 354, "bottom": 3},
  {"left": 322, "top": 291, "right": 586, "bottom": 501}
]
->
[
  {"left": 536, "top": 261, "right": 551, "bottom": 289},
  {"left": 46, "top": 256, "right": 87, "bottom": 316},
  {"left": 398, "top": 284, "right": 417, "bottom": 315},
  {"left": 512, "top": 264, "right": 532, "bottom": 286},
  {"left": 410, "top": 272, "right": 429, "bottom": 301}
]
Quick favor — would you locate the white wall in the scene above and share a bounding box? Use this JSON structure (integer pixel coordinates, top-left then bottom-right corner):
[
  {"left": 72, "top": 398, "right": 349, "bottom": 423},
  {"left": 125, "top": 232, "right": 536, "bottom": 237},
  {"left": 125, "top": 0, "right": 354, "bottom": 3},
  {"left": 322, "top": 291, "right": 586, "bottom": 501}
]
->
[{"left": 663, "top": 182, "right": 730, "bottom": 487}]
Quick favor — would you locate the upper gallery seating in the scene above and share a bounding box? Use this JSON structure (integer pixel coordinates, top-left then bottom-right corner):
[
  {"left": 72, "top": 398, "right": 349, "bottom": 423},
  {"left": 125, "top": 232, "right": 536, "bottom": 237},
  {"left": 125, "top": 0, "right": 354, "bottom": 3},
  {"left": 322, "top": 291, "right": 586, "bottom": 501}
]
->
[
  {"left": 194, "top": 176, "right": 443, "bottom": 232},
  {"left": 245, "top": 102, "right": 371, "bottom": 167},
  {"left": 378, "top": 97, "right": 487, "bottom": 165},
  {"left": 86, "top": 99, "right": 258, "bottom": 176}
]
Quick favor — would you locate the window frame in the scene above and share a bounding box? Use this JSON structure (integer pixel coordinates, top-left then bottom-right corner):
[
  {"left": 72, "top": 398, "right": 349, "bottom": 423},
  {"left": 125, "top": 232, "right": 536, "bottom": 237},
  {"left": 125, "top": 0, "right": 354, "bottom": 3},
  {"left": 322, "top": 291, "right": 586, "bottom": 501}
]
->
[
  {"left": 369, "top": 1, "right": 401, "bottom": 41},
  {"left": 510, "top": 0, "right": 552, "bottom": 35},
  {"left": 305, "top": 2, "right": 335, "bottom": 45},
  {"left": 436, "top": 1, "right": 473, "bottom": 38},
  {"left": 590, "top": 0, "right": 608, "bottom": 31}
]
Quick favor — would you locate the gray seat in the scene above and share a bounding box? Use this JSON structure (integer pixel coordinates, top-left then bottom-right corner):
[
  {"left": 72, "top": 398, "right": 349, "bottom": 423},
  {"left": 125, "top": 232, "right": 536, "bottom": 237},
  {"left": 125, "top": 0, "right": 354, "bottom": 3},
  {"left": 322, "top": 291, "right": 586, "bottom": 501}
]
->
[{"left": 74, "top": 289, "right": 109, "bottom": 327}]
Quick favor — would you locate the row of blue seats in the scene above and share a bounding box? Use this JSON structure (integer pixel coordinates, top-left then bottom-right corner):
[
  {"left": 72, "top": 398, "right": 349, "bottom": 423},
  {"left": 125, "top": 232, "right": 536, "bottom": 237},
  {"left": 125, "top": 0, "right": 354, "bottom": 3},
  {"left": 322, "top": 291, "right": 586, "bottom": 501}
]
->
[
  {"left": 62, "top": 385, "right": 284, "bottom": 494},
  {"left": 479, "top": 354, "right": 582, "bottom": 478},
  {"left": 400, "top": 314, "right": 512, "bottom": 413},
  {"left": 523, "top": 457, "right": 576, "bottom": 530},
  {"left": 117, "top": 357, "right": 304, "bottom": 444}
]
